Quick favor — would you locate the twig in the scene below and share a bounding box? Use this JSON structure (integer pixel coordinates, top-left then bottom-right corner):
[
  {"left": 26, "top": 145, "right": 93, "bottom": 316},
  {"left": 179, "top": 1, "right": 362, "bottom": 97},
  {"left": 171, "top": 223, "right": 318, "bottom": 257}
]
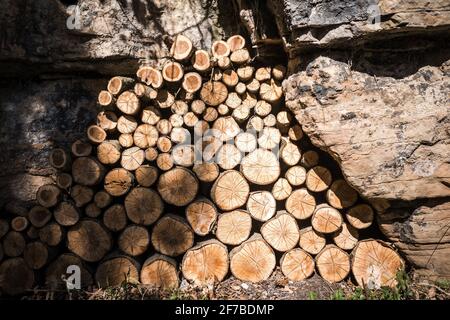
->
[{"left": 417, "top": 282, "right": 450, "bottom": 297}]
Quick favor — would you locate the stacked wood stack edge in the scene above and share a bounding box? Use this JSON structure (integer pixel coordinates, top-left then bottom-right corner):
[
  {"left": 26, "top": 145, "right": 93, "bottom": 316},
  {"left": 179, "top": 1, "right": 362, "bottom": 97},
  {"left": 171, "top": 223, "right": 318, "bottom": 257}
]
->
[{"left": 0, "top": 35, "right": 404, "bottom": 296}]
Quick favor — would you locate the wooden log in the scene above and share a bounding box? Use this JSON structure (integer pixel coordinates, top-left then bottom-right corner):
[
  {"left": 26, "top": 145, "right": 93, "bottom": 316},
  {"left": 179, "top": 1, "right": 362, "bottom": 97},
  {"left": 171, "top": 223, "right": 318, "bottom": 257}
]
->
[
  {"left": 263, "top": 114, "right": 276, "bottom": 127},
  {"left": 171, "top": 127, "right": 190, "bottom": 145},
  {"left": 155, "top": 90, "right": 175, "bottom": 109},
  {"left": 117, "top": 91, "right": 140, "bottom": 115},
  {"left": 87, "top": 124, "right": 107, "bottom": 144},
  {"left": 222, "top": 69, "right": 239, "bottom": 87},
  {"left": 133, "top": 124, "right": 159, "bottom": 149},
  {"left": 183, "top": 112, "right": 199, "bottom": 127},
  {"left": 191, "top": 99, "right": 206, "bottom": 115},
  {"left": 156, "top": 119, "right": 172, "bottom": 135},
  {"left": 141, "top": 254, "right": 179, "bottom": 289},
  {"left": 103, "top": 204, "right": 127, "bottom": 232},
  {"left": 49, "top": 148, "right": 70, "bottom": 171},
  {"left": 232, "top": 105, "right": 250, "bottom": 123},
  {"left": 39, "top": 223, "right": 63, "bottom": 246},
  {"left": 186, "top": 198, "right": 218, "bottom": 236},
  {"left": 151, "top": 215, "right": 194, "bottom": 257},
  {"left": 141, "top": 106, "right": 161, "bottom": 125},
  {"left": 241, "top": 91, "right": 257, "bottom": 109},
  {"left": 259, "top": 79, "right": 283, "bottom": 103},
  {"left": 280, "top": 248, "right": 315, "bottom": 281},
  {"left": 211, "top": 68, "right": 223, "bottom": 81},
  {"left": 306, "top": 166, "right": 332, "bottom": 192},
  {"left": 196, "top": 135, "right": 222, "bottom": 162},
  {"left": 107, "top": 76, "right": 134, "bottom": 95},
  {"left": 255, "top": 67, "right": 271, "bottom": 82},
  {"left": 162, "top": 61, "right": 184, "bottom": 83},
  {"left": 261, "top": 212, "right": 300, "bottom": 252},
  {"left": 182, "top": 239, "right": 229, "bottom": 285},
  {"left": 134, "top": 83, "right": 157, "bottom": 101},
  {"left": 97, "top": 140, "right": 121, "bottom": 165},
  {"left": 0, "top": 219, "right": 9, "bottom": 239},
  {"left": 247, "top": 191, "right": 276, "bottom": 222},
  {"left": 54, "top": 201, "right": 80, "bottom": 226},
  {"left": 211, "top": 170, "right": 249, "bottom": 211},
  {"left": 0, "top": 257, "right": 35, "bottom": 296},
  {"left": 225, "top": 92, "right": 241, "bottom": 109},
  {"left": 192, "top": 49, "right": 211, "bottom": 72},
  {"left": 67, "top": 220, "right": 112, "bottom": 262},
  {"left": 235, "top": 82, "right": 246, "bottom": 94},
  {"left": 98, "top": 90, "right": 115, "bottom": 108},
  {"left": 254, "top": 100, "right": 272, "bottom": 117},
  {"left": 124, "top": 187, "right": 163, "bottom": 225},
  {"left": 299, "top": 226, "right": 326, "bottom": 255},
  {"left": 247, "top": 115, "right": 264, "bottom": 132},
  {"left": 117, "top": 115, "right": 138, "bottom": 134},
  {"left": 136, "top": 66, "right": 163, "bottom": 88},
  {"left": 72, "top": 157, "right": 105, "bottom": 186},
  {"left": 24, "top": 241, "right": 48, "bottom": 270},
  {"left": 45, "top": 253, "right": 92, "bottom": 290},
  {"left": 272, "top": 64, "right": 286, "bottom": 80},
  {"left": 212, "top": 116, "right": 240, "bottom": 141},
  {"left": 36, "top": 184, "right": 61, "bottom": 208},
  {"left": 169, "top": 113, "right": 184, "bottom": 128},
  {"left": 235, "top": 132, "right": 257, "bottom": 153},
  {"left": 216, "top": 144, "right": 242, "bottom": 170},
  {"left": 171, "top": 100, "right": 189, "bottom": 116},
  {"left": 104, "top": 168, "right": 134, "bottom": 197},
  {"left": 192, "top": 163, "right": 219, "bottom": 183},
  {"left": 280, "top": 139, "right": 301, "bottom": 166},
  {"left": 194, "top": 120, "right": 210, "bottom": 136},
  {"left": 352, "top": 240, "right": 404, "bottom": 288},
  {"left": 157, "top": 167, "right": 198, "bottom": 206},
  {"left": 237, "top": 66, "right": 254, "bottom": 81},
  {"left": 145, "top": 147, "right": 158, "bottom": 161},
  {"left": 346, "top": 204, "right": 374, "bottom": 230},
  {"left": 203, "top": 107, "right": 219, "bottom": 122},
  {"left": 118, "top": 225, "right": 150, "bottom": 256},
  {"left": 311, "top": 204, "right": 343, "bottom": 234},
  {"left": 121, "top": 147, "right": 145, "bottom": 171},
  {"left": 85, "top": 203, "right": 102, "bottom": 218},
  {"left": 94, "top": 191, "right": 112, "bottom": 209},
  {"left": 135, "top": 165, "right": 158, "bottom": 187},
  {"left": 56, "top": 172, "right": 73, "bottom": 190},
  {"left": 3, "top": 231, "right": 26, "bottom": 257},
  {"left": 272, "top": 178, "right": 292, "bottom": 201},
  {"left": 288, "top": 124, "right": 303, "bottom": 141},
  {"left": 230, "top": 234, "right": 276, "bottom": 283},
  {"left": 316, "top": 245, "right": 350, "bottom": 283},
  {"left": 172, "top": 144, "right": 195, "bottom": 167},
  {"left": 156, "top": 153, "right": 174, "bottom": 171},
  {"left": 71, "top": 139, "right": 92, "bottom": 157},
  {"left": 217, "top": 56, "right": 231, "bottom": 69},
  {"left": 285, "top": 165, "right": 306, "bottom": 186},
  {"left": 170, "top": 34, "right": 193, "bottom": 61},
  {"left": 119, "top": 134, "right": 134, "bottom": 148},
  {"left": 28, "top": 206, "right": 52, "bottom": 228},
  {"left": 182, "top": 72, "right": 202, "bottom": 93},
  {"left": 276, "top": 110, "right": 293, "bottom": 130},
  {"left": 71, "top": 184, "right": 94, "bottom": 207},
  {"left": 240, "top": 148, "right": 280, "bottom": 185},
  {"left": 211, "top": 40, "right": 230, "bottom": 59},
  {"left": 227, "top": 35, "right": 246, "bottom": 52},
  {"left": 216, "top": 210, "right": 252, "bottom": 245},
  {"left": 326, "top": 179, "right": 358, "bottom": 209},
  {"left": 258, "top": 127, "right": 281, "bottom": 149},
  {"left": 230, "top": 48, "right": 250, "bottom": 64},
  {"left": 333, "top": 222, "right": 359, "bottom": 251},
  {"left": 11, "top": 216, "right": 28, "bottom": 232},
  {"left": 200, "top": 81, "right": 228, "bottom": 106},
  {"left": 285, "top": 188, "right": 316, "bottom": 219},
  {"left": 95, "top": 255, "right": 140, "bottom": 287}
]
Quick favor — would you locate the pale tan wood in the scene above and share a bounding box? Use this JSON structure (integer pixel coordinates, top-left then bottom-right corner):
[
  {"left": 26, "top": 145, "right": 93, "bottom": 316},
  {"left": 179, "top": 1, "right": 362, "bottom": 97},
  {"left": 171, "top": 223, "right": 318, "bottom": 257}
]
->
[
  {"left": 11, "top": 216, "right": 28, "bottom": 232},
  {"left": 192, "top": 120, "right": 209, "bottom": 138},
  {"left": 259, "top": 79, "right": 283, "bottom": 103},
  {"left": 118, "top": 225, "right": 150, "bottom": 256},
  {"left": 272, "top": 178, "right": 292, "bottom": 201},
  {"left": 104, "top": 168, "right": 134, "bottom": 197},
  {"left": 135, "top": 165, "right": 158, "bottom": 187},
  {"left": 217, "top": 103, "right": 230, "bottom": 116},
  {"left": 258, "top": 127, "right": 281, "bottom": 149},
  {"left": 222, "top": 69, "right": 239, "bottom": 87},
  {"left": 346, "top": 204, "right": 374, "bottom": 229},
  {"left": 156, "top": 153, "right": 174, "bottom": 171},
  {"left": 157, "top": 167, "right": 198, "bottom": 206},
  {"left": 272, "top": 64, "right": 286, "bottom": 80},
  {"left": 141, "top": 254, "right": 179, "bottom": 289},
  {"left": 97, "top": 140, "right": 121, "bottom": 165},
  {"left": 134, "top": 83, "right": 157, "bottom": 101},
  {"left": 145, "top": 146, "right": 158, "bottom": 161},
  {"left": 156, "top": 119, "right": 172, "bottom": 135},
  {"left": 311, "top": 204, "right": 343, "bottom": 234},
  {"left": 316, "top": 245, "right": 350, "bottom": 283},
  {"left": 280, "top": 139, "right": 301, "bottom": 166},
  {"left": 103, "top": 204, "right": 127, "bottom": 232},
  {"left": 183, "top": 111, "right": 199, "bottom": 127},
  {"left": 230, "top": 234, "right": 276, "bottom": 282},
  {"left": 227, "top": 35, "right": 246, "bottom": 52},
  {"left": 117, "top": 115, "right": 138, "bottom": 134},
  {"left": 333, "top": 222, "right": 359, "bottom": 250},
  {"left": 212, "top": 116, "right": 240, "bottom": 141},
  {"left": 263, "top": 114, "right": 276, "bottom": 127},
  {"left": 254, "top": 100, "right": 272, "bottom": 117},
  {"left": 203, "top": 107, "right": 219, "bottom": 122},
  {"left": 276, "top": 110, "right": 293, "bottom": 128},
  {"left": 237, "top": 66, "right": 254, "bottom": 81},
  {"left": 155, "top": 89, "right": 175, "bottom": 109},
  {"left": 118, "top": 133, "right": 134, "bottom": 147},
  {"left": 235, "top": 132, "right": 257, "bottom": 153},
  {"left": 121, "top": 146, "right": 145, "bottom": 171},
  {"left": 326, "top": 179, "right": 358, "bottom": 209},
  {"left": 280, "top": 248, "right": 315, "bottom": 281},
  {"left": 211, "top": 68, "right": 222, "bottom": 81},
  {"left": 133, "top": 124, "right": 159, "bottom": 148},
  {"left": 216, "top": 144, "right": 242, "bottom": 170},
  {"left": 255, "top": 67, "right": 271, "bottom": 82},
  {"left": 67, "top": 220, "right": 112, "bottom": 262},
  {"left": 36, "top": 184, "right": 61, "bottom": 208},
  {"left": 182, "top": 72, "right": 202, "bottom": 93},
  {"left": 39, "top": 223, "right": 63, "bottom": 247},
  {"left": 0, "top": 257, "right": 35, "bottom": 296},
  {"left": 170, "top": 34, "right": 193, "bottom": 61},
  {"left": 217, "top": 56, "right": 231, "bottom": 69},
  {"left": 136, "top": 66, "right": 163, "bottom": 88},
  {"left": 186, "top": 198, "right": 218, "bottom": 236},
  {"left": 171, "top": 100, "right": 189, "bottom": 115},
  {"left": 230, "top": 48, "right": 250, "bottom": 64},
  {"left": 45, "top": 253, "right": 92, "bottom": 290},
  {"left": 169, "top": 113, "right": 184, "bottom": 128},
  {"left": 125, "top": 187, "right": 163, "bottom": 225},
  {"left": 98, "top": 90, "right": 115, "bottom": 107},
  {"left": 162, "top": 61, "right": 184, "bottom": 82},
  {"left": 306, "top": 166, "right": 332, "bottom": 192},
  {"left": 192, "top": 49, "right": 211, "bottom": 72},
  {"left": 95, "top": 255, "right": 139, "bottom": 287},
  {"left": 107, "top": 76, "right": 134, "bottom": 95},
  {"left": 54, "top": 201, "right": 80, "bottom": 226},
  {"left": 240, "top": 148, "right": 280, "bottom": 185},
  {"left": 216, "top": 210, "right": 252, "bottom": 245},
  {"left": 49, "top": 148, "right": 70, "bottom": 170},
  {"left": 71, "top": 139, "right": 92, "bottom": 157},
  {"left": 241, "top": 91, "right": 257, "bottom": 108},
  {"left": 200, "top": 81, "right": 228, "bottom": 106},
  {"left": 192, "top": 162, "right": 219, "bottom": 182},
  {"left": 232, "top": 105, "right": 250, "bottom": 123},
  {"left": 116, "top": 91, "right": 140, "bottom": 115},
  {"left": 87, "top": 125, "right": 107, "bottom": 144},
  {"left": 247, "top": 191, "right": 276, "bottom": 222},
  {"left": 28, "top": 206, "right": 52, "bottom": 228},
  {"left": 72, "top": 157, "right": 105, "bottom": 186},
  {"left": 182, "top": 240, "right": 229, "bottom": 285},
  {"left": 211, "top": 170, "right": 249, "bottom": 211},
  {"left": 246, "top": 78, "right": 260, "bottom": 93},
  {"left": 225, "top": 92, "right": 242, "bottom": 109},
  {"left": 235, "top": 82, "right": 246, "bottom": 94},
  {"left": 172, "top": 144, "right": 195, "bottom": 167},
  {"left": 191, "top": 99, "right": 206, "bottom": 115},
  {"left": 24, "top": 241, "right": 48, "bottom": 270},
  {"left": 288, "top": 124, "right": 303, "bottom": 141},
  {"left": 151, "top": 215, "right": 194, "bottom": 257},
  {"left": 286, "top": 188, "right": 316, "bottom": 219},
  {"left": 299, "top": 226, "right": 326, "bottom": 255},
  {"left": 352, "top": 239, "right": 404, "bottom": 288},
  {"left": 196, "top": 135, "right": 222, "bottom": 162},
  {"left": 247, "top": 115, "right": 264, "bottom": 132},
  {"left": 261, "top": 212, "right": 300, "bottom": 252},
  {"left": 211, "top": 40, "right": 230, "bottom": 58},
  {"left": 85, "top": 203, "right": 102, "bottom": 218},
  {"left": 171, "top": 127, "right": 190, "bottom": 144},
  {"left": 97, "top": 111, "right": 117, "bottom": 132},
  {"left": 300, "top": 150, "right": 319, "bottom": 168},
  {"left": 141, "top": 106, "right": 161, "bottom": 125},
  {"left": 94, "top": 190, "right": 112, "bottom": 209}
]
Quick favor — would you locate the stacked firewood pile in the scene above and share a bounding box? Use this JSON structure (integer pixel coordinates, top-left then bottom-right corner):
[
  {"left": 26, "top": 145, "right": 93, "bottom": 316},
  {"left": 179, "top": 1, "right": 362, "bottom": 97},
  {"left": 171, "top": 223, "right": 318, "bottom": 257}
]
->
[{"left": 0, "top": 35, "right": 404, "bottom": 296}]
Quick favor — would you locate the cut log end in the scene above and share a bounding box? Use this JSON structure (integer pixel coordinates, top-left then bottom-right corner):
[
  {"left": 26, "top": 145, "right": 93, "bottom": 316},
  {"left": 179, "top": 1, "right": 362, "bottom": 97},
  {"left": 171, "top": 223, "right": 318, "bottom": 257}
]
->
[
  {"left": 216, "top": 210, "right": 252, "bottom": 245},
  {"left": 316, "top": 245, "right": 350, "bottom": 283},
  {"left": 151, "top": 215, "right": 194, "bottom": 257}
]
